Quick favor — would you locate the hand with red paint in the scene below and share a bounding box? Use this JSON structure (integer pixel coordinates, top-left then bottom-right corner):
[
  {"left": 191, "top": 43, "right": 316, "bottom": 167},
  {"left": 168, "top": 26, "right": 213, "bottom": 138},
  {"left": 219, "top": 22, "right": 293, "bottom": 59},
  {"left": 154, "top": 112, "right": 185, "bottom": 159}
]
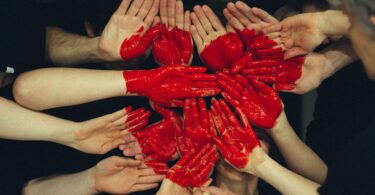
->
[
  {"left": 224, "top": 2, "right": 284, "bottom": 73},
  {"left": 176, "top": 98, "right": 216, "bottom": 155},
  {"left": 190, "top": 5, "right": 244, "bottom": 71},
  {"left": 210, "top": 97, "right": 262, "bottom": 173},
  {"left": 72, "top": 106, "right": 149, "bottom": 154},
  {"left": 157, "top": 144, "right": 218, "bottom": 192},
  {"left": 123, "top": 65, "right": 220, "bottom": 107},
  {"left": 120, "top": 103, "right": 181, "bottom": 174},
  {"left": 216, "top": 71, "right": 282, "bottom": 129},
  {"left": 242, "top": 56, "right": 305, "bottom": 91},
  {"left": 152, "top": 0, "right": 193, "bottom": 66},
  {"left": 98, "top": 0, "right": 160, "bottom": 61}
]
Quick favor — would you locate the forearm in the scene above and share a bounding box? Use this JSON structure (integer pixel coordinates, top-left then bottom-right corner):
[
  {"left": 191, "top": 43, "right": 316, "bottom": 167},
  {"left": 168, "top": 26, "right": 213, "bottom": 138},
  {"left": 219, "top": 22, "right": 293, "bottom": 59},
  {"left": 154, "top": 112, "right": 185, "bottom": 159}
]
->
[
  {"left": 13, "top": 68, "right": 125, "bottom": 110},
  {"left": 0, "top": 97, "right": 75, "bottom": 145},
  {"left": 46, "top": 27, "right": 105, "bottom": 66},
  {"left": 253, "top": 154, "right": 320, "bottom": 195},
  {"left": 320, "top": 38, "right": 358, "bottom": 78},
  {"left": 319, "top": 10, "right": 351, "bottom": 37},
  {"left": 269, "top": 114, "right": 327, "bottom": 183},
  {"left": 23, "top": 168, "right": 96, "bottom": 195}
]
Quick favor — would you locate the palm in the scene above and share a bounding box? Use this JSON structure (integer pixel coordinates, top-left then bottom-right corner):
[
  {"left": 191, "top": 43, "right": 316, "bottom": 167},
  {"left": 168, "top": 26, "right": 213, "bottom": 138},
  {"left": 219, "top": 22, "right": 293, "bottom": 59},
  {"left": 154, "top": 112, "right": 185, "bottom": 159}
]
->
[
  {"left": 74, "top": 117, "right": 122, "bottom": 154},
  {"left": 293, "top": 52, "right": 329, "bottom": 94},
  {"left": 100, "top": 14, "right": 147, "bottom": 60}
]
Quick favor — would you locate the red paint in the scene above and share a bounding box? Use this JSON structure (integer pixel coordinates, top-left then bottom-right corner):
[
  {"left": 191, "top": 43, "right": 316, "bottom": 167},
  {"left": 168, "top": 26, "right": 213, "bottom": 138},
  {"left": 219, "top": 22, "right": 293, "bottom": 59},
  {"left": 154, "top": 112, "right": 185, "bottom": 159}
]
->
[
  {"left": 166, "top": 144, "right": 218, "bottom": 187},
  {"left": 123, "top": 65, "right": 220, "bottom": 107},
  {"left": 177, "top": 98, "right": 216, "bottom": 155},
  {"left": 211, "top": 98, "right": 260, "bottom": 168},
  {"left": 217, "top": 72, "right": 282, "bottom": 129},
  {"left": 200, "top": 32, "right": 244, "bottom": 71},
  {"left": 152, "top": 24, "right": 193, "bottom": 65},
  {"left": 120, "top": 25, "right": 161, "bottom": 61}
]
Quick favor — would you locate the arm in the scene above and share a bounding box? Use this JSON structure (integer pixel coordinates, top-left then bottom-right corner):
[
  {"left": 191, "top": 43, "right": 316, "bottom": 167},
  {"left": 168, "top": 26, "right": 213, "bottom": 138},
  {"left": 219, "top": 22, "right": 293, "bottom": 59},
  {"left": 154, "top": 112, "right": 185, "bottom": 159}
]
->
[
  {"left": 23, "top": 156, "right": 164, "bottom": 195},
  {"left": 46, "top": 0, "right": 160, "bottom": 66},
  {"left": 13, "top": 66, "right": 219, "bottom": 110},
  {"left": 0, "top": 96, "right": 149, "bottom": 154},
  {"left": 251, "top": 148, "right": 321, "bottom": 195},
  {"left": 45, "top": 27, "right": 104, "bottom": 66},
  {"left": 268, "top": 110, "right": 327, "bottom": 184}
]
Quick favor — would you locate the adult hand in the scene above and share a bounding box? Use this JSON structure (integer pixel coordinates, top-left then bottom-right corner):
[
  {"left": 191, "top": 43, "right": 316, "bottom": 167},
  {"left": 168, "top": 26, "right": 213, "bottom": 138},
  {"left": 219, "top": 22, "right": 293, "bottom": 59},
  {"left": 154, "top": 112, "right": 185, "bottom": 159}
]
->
[
  {"left": 72, "top": 106, "right": 149, "bottom": 154},
  {"left": 91, "top": 156, "right": 164, "bottom": 194},
  {"left": 152, "top": 0, "right": 193, "bottom": 66},
  {"left": 177, "top": 98, "right": 216, "bottom": 155},
  {"left": 217, "top": 71, "right": 282, "bottom": 129},
  {"left": 164, "top": 144, "right": 218, "bottom": 188},
  {"left": 210, "top": 98, "right": 260, "bottom": 171},
  {"left": 123, "top": 65, "right": 220, "bottom": 107},
  {"left": 242, "top": 56, "right": 305, "bottom": 91},
  {"left": 263, "top": 12, "right": 329, "bottom": 59},
  {"left": 191, "top": 5, "right": 244, "bottom": 71},
  {"left": 120, "top": 103, "right": 181, "bottom": 174},
  {"left": 99, "top": 0, "right": 160, "bottom": 61}
]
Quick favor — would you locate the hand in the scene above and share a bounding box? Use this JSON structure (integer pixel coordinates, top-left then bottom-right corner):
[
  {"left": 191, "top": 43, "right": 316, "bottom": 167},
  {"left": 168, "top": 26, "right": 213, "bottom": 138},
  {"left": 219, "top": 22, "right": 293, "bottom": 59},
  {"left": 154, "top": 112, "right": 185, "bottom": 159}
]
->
[
  {"left": 224, "top": 2, "right": 284, "bottom": 73},
  {"left": 263, "top": 12, "right": 328, "bottom": 59},
  {"left": 177, "top": 98, "right": 216, "bottom": 155},
  {"left": 191, "top": 5, "right": 244, "bottom": 71},
  {"left": 99, "top": 0, "right": 160, "bottom": 61},
  {"left": 152, "top": 0, "right": 193, "bottom": 66},
  {"left": 217, "top": 71, "right": 282, "bottom": 129},
  {"left": 165, "top": 144, "right": 218, "bottom": 188},
  {"left": 210, "top": 97, "right": 260, "bottom": 170},
  {"left": 91, "top": 156, "right": 165, "bottom": 194},
  {"left": 71, "top": 106, "right": 149, "bottom": 154},
  {"left": 120, "top": 103, "right": 181, "bottom": 174},
  {"left": 277, "top": 52, "right": 333, "bottom": 94},
  {"left": 123, "top": 65, "right": 220, "bottom": 107},
  {"left": 242, "top": 56, "right": 305, "bottom": 91}
]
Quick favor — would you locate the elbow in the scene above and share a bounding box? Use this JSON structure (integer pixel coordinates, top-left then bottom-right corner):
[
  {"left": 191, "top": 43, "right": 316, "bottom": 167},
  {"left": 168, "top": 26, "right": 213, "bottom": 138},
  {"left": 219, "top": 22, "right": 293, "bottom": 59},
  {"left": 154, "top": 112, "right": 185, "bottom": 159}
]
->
[{"left": 13, "top": 72, "right": 44, "bottom": 111}]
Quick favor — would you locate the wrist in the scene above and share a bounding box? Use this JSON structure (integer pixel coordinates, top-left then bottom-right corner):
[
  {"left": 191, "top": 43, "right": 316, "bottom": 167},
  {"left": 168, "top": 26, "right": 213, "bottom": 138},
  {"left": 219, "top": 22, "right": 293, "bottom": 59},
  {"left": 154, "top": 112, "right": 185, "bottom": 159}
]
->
[
  {"left": 267, "top": 111, "right": 293, "bottom": 139},
  {"left": 86, "top": 167, "right": 99, "bottom": 195},
  {"left": 123, "top": 70, "right": 151, "bottom": 94}
]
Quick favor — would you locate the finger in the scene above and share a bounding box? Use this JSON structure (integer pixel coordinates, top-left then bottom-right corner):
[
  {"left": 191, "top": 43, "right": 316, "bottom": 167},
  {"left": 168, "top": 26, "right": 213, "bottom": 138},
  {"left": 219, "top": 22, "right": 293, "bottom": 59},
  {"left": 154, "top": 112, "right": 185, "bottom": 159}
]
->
[
  {"left": 226, "top": 24, "right": 235, "bottom": 33},
  {"left": 198, "top": 98, "right": 209, "bottom": 129},
  {"left": 242, "top": 67, "right": 275, "bottom": 75},
  {"left": 105, "top": 107, "right": 127, "bottom": 122},
  {"left": 194, "top": 5, "right": 214, "bottom": 33},
  {"left": 152, "top": 16, "right": 161, "bottom": 26},
  {"left": 126, "top": 108, "right": 147, "bottom": 123},
  {"left": 251, "top": 7, "right": 278, "bottom": 24},
  {"left": 216, "top": 72, "right": 243, "bottom": 100},
  {"left": 105, "top": 138, "right": 127, "bottom": 152},
  {"left": 160, "top": 0, "right": 168, "bottom": 25},
  {"left": 195, "top": 150, "right": 218, "bottom": 186},
  {"left": 184, "top": 11, "right": 191, "bottom": 32},
  {"left": 221, "top": 92, "right": 241, "bottom": 107},
  {"left": 123, "top": 146, "right": 142, "bottom": 156},
  {"left": 115, "top": 0, "right": 131, "bottom": 15},
  {"left": 211, "top": 98, "right": 230, "bottom": 127},
  {"left": 227, "top": 2, "right": 252, "bottom": 27},
  {"left": 262, "top": 22, "right": 282, "bottom": 34},
  {"left": 284, "top": 47, "right": 308, "bottom": 59},
  {"left": 190, "top": 25, "right": 203, "bottom": 51},
  {"left": 274, "top": 83, "right": 295, "bottom": 92},
  {"left": 115, "top": 157, "right": 142, "bottom": 167},
  {"left": 184, "top": 99, "right": 193, "bottom": 133},
  {"left": 202, "top": 5, "right": 225, "bottom": 32},
  {"left": 191, "top": 12, "right": 208, "bottom": 38},
  {"left": 179, "top": 65, "right": 207, "bottom": 73},
  {"left": 247, "top": 75, "right": 277, "bottom": 83},
  {"left": 137, "top": 0, "right": 154, "bottom": 20},
  {"left": 213, "top": 137, "right": 231, "bottom": 159},
  {"left": 144, "top": 0, "right": 160, "bottom": 26},
  {"left": 121, "top": 134, "right": 137, "bottom": 144},
  {"left": 166, "top": 99, "right": 185, "bottom": 107},
  {"left": 138, "top": 174, "right": 165, "bottom": 183},
  {"left": 223, "top": 8, "right": 244, "bottom": 31},
  {"left": 167, "top": 0, "right": 176, "bottom": 27},
  {"left": 175, "top": 0, "right": 184, "bottom": 29},
  {"left": 245, "top": 59, "right": 278, "bottom": 68},
  {"left": 191, "top": 98, "right": 201, "bottom": 128},
  {"left": 188, "top": 88, "right": 221, "bottom": 97},
  {"left": 234, "top": 1, "right": 261, "bottom": 24},
  {"left": 127, "top": 0, "right": 145, "bottom": 16},
  {"left": 218, "top": 99, "right": 241, "bottom": 127},
  {"left": 135, "top": 154, "right": 144, "bottom": 160},
  {"left": 130, "top": 183, "right": 159, "bottom": 193},
  {"left": 210, "top": 99, "right": 225, "bottom": 135},
  {"left": 233, "top": 106, "right": 251, "bottom": 129},
  {"left": 126, "top": 118, "right": 149, "bottom": 132},
  {"left": 186, "top": 144, "right": 212, "bottom": 167},
  {"left": 250, "top": 79, "right": 277, "bottom": 95}
]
